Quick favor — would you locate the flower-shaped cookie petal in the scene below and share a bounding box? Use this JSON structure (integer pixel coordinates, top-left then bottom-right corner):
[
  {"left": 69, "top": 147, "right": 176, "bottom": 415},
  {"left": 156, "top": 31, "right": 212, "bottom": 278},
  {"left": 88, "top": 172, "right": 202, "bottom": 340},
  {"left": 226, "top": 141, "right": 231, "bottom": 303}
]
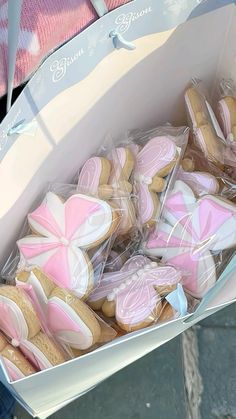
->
[
  {"left": 145, "top": 180, "right": 236, "bottom": 297},
  {"left": 17, "top": 192, "right": 114, "bottom": 298}
]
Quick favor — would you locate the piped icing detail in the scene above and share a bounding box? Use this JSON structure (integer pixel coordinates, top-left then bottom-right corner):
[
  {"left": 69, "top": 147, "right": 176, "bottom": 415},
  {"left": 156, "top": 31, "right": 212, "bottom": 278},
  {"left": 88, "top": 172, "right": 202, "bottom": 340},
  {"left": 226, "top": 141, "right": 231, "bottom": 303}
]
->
[{"left": 17, "top": 192, "right": 115, "bottom": 298}]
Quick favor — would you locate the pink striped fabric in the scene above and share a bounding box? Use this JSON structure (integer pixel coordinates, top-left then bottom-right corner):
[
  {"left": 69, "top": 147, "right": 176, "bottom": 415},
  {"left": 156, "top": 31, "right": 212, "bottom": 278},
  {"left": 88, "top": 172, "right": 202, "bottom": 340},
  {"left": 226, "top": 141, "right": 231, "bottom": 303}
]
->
[{"left": 0, "top": 0, "right": 131, "bottom": 98}]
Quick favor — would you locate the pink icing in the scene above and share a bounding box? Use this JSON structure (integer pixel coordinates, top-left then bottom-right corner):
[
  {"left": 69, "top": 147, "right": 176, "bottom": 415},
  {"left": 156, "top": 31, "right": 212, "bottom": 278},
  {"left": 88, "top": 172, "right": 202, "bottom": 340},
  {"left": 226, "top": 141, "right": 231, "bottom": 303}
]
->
[
  {"left": 146, "top": 181, "right": 236, "bottom": 297},
  {"left": 177, "top": 168, "right": 219, "bottom": 195},
  {"left": 217, "top": 99, "right": 232, "bottom": 138},
  {"left": 135, "top": 137, "right": 176, "bottom": 177},
  {"left": 17, "top": 193, "right": 113, "bottom": 297},
  {"left": 20, "top": 345, "right": 44, "bottom": 371},
  {"left": 165, "top": 190, "right": 193, "bottom": 222},
  {"left": 77, "top": 157, "right": 103, "bottom": 195},
  {"left": 18, "top": 240, "right": 59, "bottom": 259},
  {"left": 88, "top": 256, "right": 150, "bottom": 302},
  {"left": 147, "top": 228, "right": 191, "bottom": 250},
  {"left": 48, "top": 302, "right": 81, "bottom": 334},
  {"left": 116, "top": 283, "right": 159, "bottom": 327},
  {"left": 133, "top": 136, "right": 176, "bottom": 224},
  {"left": 0, "top": 303, "right": 22, "bottom": 342},
  {"left": 28, "top": 202, "right": 63, "bottom": 238},
  {"left": 47, "top": 299, "right": 94, "bottom": 349},
  {"left": 2, "top": 358, "right": 25, "bottom": 381},
  {"left": 114, "top": 265, "right": 181, "bottom": 327},
  {"left": 138, "top": 183, "right": 155, "bottom": 225}
]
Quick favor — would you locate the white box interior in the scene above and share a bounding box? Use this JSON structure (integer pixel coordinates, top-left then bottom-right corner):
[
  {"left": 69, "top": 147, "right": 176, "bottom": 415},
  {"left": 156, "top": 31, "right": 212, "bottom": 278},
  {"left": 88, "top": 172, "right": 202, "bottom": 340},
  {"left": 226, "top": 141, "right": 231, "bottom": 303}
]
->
[{"left": 0, "top": 4, "right": 236, "bottom": 417}]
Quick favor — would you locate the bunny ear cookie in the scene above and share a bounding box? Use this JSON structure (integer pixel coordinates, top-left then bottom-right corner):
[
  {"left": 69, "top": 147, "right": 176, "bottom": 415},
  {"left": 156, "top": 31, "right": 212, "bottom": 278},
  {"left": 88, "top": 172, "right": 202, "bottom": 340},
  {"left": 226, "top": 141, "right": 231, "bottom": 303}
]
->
[
  {"left": 0, "top": 333, "right": 36, "bottom": 381},
  {"left": 133, "top": 136, "right": 178, "bottom": 226},
  {"left": 0, "top": 286, "right": 66, "bottom": 371},
  {"left": 16, "top": 267, "right": 56, "bottom": 315},
  {"left": 17, "top": 192, "right": 120, "bottom": 298},
  {"left": 78, "top": 156, "right": 113, "bottom": 199},
  {"left": 47, "top": 287, "right": 101, "bottom": 350},
  {"left": 217, "top": 96, "right": 236, "bottom": 140},
  {"left": 145, "top": 180, "right": 236, "bottom": 298}
]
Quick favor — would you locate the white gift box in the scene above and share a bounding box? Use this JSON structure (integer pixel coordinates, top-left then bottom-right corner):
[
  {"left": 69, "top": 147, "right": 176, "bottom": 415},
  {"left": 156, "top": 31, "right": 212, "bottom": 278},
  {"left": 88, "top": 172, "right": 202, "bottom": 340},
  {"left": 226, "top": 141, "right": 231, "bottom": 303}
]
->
[{"left": 0, "top": 0, "right": 236, "bottom": 417}]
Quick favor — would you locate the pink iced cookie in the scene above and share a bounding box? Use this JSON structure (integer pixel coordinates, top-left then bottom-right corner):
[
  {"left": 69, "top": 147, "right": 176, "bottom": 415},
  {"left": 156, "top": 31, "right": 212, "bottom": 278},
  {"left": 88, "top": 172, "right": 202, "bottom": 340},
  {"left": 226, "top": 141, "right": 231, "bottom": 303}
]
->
[
  {"left": 0, "top": 286, "right": 65, "bottom": 371},
  {"left": 78, "top": 156, "right": 112, "bottom": 198},
  {"left": 17, "top": 192, "right": 119, "bottom": 298},
  {"left": 88, "top": 255, "right": 150, "bottom": 310},
  {"left": 16, "top": 269, "right": 103, "bottom": 351},
  {"left": 217, "top": 96, "right": 236, "bottom": 140},
  {"left": 47, "top": 287, "right": 102, "bottom": 351},
  {"left": 0, "top": 332, "right": 36, "bottom": 381},
  {"left": 102, "top": 262, "right": 182, "bottom": 332},
  {"left": 133, "top": 136, "right": 178, "bottom": 225},
  {"left": 177, "top": 167, "right": 219, "bottom": 196},
  {"left": 145, "top": 180, "right": 236, "bottom": 298}
]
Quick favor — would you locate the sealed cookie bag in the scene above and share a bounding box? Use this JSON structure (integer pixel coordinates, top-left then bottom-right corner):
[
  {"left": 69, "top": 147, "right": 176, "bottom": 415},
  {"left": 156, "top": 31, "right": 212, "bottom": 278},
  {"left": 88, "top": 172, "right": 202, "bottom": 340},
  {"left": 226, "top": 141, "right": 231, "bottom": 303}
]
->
[
  {"left": 217, "top": 79, "right": 236, "bottom": 142},
  {"left": 125, "top": 125, "right": 189, "bottom": 230},
  {"left": 15, "top": 267, "right": 117, "bottom": 356},
  {"left": 77, "top": 142, "right": 141, "bottom": 271},
  {"left": 2, "top": 184, "right": 121, "bottom": 299},
  {"left": 0, "top": 285, "right": 67, "bottom": 380},
  {"left": 144, "top": 179, "right": 236, "bottom": 299},
  {"left": 185, "top": 79, "right": 236, "bottom": 177},
  {"left": 87, "top": 254, "right": 195, "bottom": 333}
]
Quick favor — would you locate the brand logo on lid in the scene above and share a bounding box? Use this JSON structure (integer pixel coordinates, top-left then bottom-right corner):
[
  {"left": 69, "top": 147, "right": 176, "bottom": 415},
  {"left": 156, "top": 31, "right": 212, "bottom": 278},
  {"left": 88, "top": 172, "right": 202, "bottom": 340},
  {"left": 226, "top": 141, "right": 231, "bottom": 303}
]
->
[
  {"left": 50, "top": 49, "right": 84, "bottom": 82},
  {"left": 115, "top": 6, "right": 152, "bottom": 34}
]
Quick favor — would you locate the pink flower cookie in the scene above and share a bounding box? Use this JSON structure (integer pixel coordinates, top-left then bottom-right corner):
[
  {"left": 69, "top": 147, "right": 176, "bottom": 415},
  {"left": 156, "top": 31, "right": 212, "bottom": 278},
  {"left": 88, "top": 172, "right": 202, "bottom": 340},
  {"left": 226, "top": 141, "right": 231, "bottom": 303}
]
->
[
  {"left": 177, "top": 167, "right": 219, "bottom": 196},
  {"left": 0, "top": 286, "right": 66, "bottom": 371},
  {"left": 145, "top": 180, "right": 236, "bottom": 298},
  {"left": 217, "top": 96, "right": 236, "bottom": 140},
  {"left": 107, "top": 147, "right": 136, "bottom": 235},
  {"left": 101, "top": 262, "right": 182, "bottom": 332},
  {"left": 88, "top": 255, "right": 150, "bottom": 310},
  {"left": 133, "top": 136, "right": 178, "bottom": 226},
  {"left": 16, "top": 268, "right": 105, "bottom": 351},
  {"left": 17, "top": 192, "right": 120, "bottom": 298}
]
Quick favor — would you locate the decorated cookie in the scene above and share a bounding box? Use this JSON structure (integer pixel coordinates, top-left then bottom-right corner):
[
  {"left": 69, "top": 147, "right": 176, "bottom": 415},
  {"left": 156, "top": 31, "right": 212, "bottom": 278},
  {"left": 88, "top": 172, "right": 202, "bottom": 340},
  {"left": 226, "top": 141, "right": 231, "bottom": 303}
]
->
[
  {"left": 133, "top": 136, "right": 178, "bottom": 226},
  {"left": 101, "top": 262, "right": 182, "bottom": 332},
  {"left": 17, "top": 192, "right": 120, "bottom": 298},
  {"left": 0, "top": 286, "right": 66, "bottom": 371},
  {"left": 217, "top": 96, "right": 236, "bottom": 140},
  {"left": 16, "top": 268, "right": 108, "bottom": 350},
  {"left": 145, "top": 180, "right": 236, "bottom": 298},
  {"left": 47, "top": 287, "right": 102, "bottom": 350},
  {"left": 177, "top": 166, "right": 219, "bottom": 196},
  {"left": 185, "top": 86, "right": 225, "bottom": 168},
  {"left": 0, "top": 332, "right": 36, "bottom": 381},
  {"left": 78, "top": 156, "right": 113, "bottom": 198},
  {"left": 107, "top": 147, "right": 136, "bottom": 235},
  {"left": 88, "top": 255, "right": 150, "bottom": 310}
]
